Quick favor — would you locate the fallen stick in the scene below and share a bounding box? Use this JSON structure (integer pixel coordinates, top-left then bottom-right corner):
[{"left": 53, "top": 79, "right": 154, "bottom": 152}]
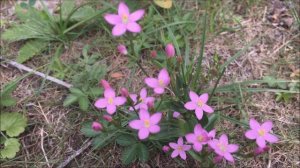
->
[{"left": 0, "top": 56, "right": 73, "bottom": 88}]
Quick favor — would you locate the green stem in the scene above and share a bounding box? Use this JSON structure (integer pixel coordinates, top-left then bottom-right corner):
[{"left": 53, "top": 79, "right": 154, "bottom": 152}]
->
[
  {"left": 0, "top": 131, "right": 8, "bottom": 140},
  {"left": 128, "top": 38, "right": 149, "bottom": 77}
]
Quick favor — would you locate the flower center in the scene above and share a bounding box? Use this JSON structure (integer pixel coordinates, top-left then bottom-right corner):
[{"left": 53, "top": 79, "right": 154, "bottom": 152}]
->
[
  {"left": 158, "top": 79, "right": 164, "bottom": 87},
  {"left": 258, "top": 129, "right": 266, "bottom": 136},
  {"left": 217, "top": 143, "right": 227, "bottom": 152},
  {"left": 121, "top": 14, "right": 128, "bottom": 23},
  {"left": 108, "top": 97, "right": 114, "bottom": 105},
  {"left": 197, "top": 100, "right": 203, "bottom": 107},
  {"left": 177, "top": 146, "right": 183, "bottom": 151},
  {"left": 139, "top": 97, "right": 144, "bottom": 102},
  {"left": 197, "top": 135, "right": 205, "bottom": 142},
  {"left": 144, "top": 119, "right": 150, "bottom": 128}
]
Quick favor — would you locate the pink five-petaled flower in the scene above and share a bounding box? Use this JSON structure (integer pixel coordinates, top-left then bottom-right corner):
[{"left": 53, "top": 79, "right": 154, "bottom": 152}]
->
[
  {"left": 245, "top": 119, "right": 278, "bottom": 148},
  {"left": 184, "top": 91, "right": 214, "bottom": 120},
  {"left": 94, "top": 89, "right": 126, "bottom": 115},
  {"left": 185, "top": 124, "right": 216, "bottom": 152},
  {"left": 209, "top": 134, "right": 239, "bottom": 163},
  {"left": 145, "top": 68, "right": 170, "bottom": 94},
  {"left": 169, "top": 137, "right": 191, "bottom": 160},
  {"left": 104, "top": 2, "right": 144, "bottom": 36},
  {"left": 129, "top": 110, "right": 162, "bottom": 140},
  {"left": 129, "top": 88, "right": 155, "bottom": 111}
]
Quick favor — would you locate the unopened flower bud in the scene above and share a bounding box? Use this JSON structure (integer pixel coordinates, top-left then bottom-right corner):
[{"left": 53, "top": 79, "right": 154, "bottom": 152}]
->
[
  {"left": 213, "top": 155, "right": 223, "bottom": 164},
  {"left": 92, "top": 121, "right": 103, "bottom": 132},
  {"left": 176, "top": 56, "right": 183, "bottom": 63},
  {"left": 162, "top": 145, "right": 170, "bottom": 152},
  {"left": 173, "top": 111, "right": 181, "bottom": 118},
  {"left": 120, "top": 88, "right": 129, "bottom": 97},
  {"left": 165, "top": 43, "right": 175, "bottom": 58},
  {"left": 254, "top": 146, "right": 270, "bottom": 156},
  {"left": 117, "top": 44, "right": 128, "bottom": 55},
  {"left": 100, "top": 79, "right": 111, "bottom": 90},
  {"left": 150, "top": 50, "right": 157, "bottom": 58},
  {"left": 103, "top": 115, "right": 113, "bottom": 122},
  {"left": 147, "top": 101, "right": 154, "bottom": 109}
]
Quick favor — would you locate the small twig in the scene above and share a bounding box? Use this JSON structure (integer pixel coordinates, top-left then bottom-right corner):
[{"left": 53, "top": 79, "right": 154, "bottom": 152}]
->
[
  {"left": 0, "top": 56, "right": 73, "bottom": 88},
  {"left": 269, "top": 34, "right": 300, "bottom": 58},
  {"left": 40, "top": 128, "right": 51, "bottom": 168},
  {"left": 57, "top": 139, "right": 93, "bottom": 168}
]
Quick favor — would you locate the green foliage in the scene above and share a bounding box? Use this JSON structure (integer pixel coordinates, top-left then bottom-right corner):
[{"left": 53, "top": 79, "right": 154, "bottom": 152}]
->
[
  {"left": 0, "top": 78, "right": 20, "bottom": 107},
  {"left": 17, "top": 39, "right": 49, "bottom": 63},
  {"left": 0, "top": 138, "right": 21, "bottom": 159},
  {"left": 81, "top": 122, "right": 101, "bottom": 137},
  {"left": 116, "top": 134, "right": 137, "bottom": 146},
  {"left": 121, "top": 143, "right": 139, "bottom": 165},
  {"left": 63, "top": 88, "right": 90, "bottom": 111},
  {"left": 0, "top": 112, "right": 27, "bottom": 137}
]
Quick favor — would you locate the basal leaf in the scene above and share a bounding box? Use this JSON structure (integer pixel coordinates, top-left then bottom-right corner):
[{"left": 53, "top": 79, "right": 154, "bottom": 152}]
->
[
  {"left": 0, "top": 138, "right": 21, "bottom": 159},
  {"left": 121, "top": 144, "right": 138, "bottom": 165},
  {"left": 78, "top": 97, "right": 89, "bottom": 111},
  {"left": 63, "top": 94, "right": 78, "bottom": 107},
  {"left": 0, "top": 96, "right": 17, "bottom": 107},
  {"left": 137, "top": 143, "right": 149, "bottom": 162},
  {"left": 17, "top": 39, "right": 48, "bottom": 63},
  {"left": 81, "top": 122, "right": 101, "bottom": 137},
  {"left": 0, "top": 112, "right": 27, "bottom": 137},
  {"left": 116, "top": 134, "right": 136, "bottom": 146}
]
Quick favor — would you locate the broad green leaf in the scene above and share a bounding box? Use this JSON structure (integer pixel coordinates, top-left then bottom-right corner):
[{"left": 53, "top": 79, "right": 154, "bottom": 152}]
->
[
  {"left": 1, "top": 79, "right": 18, "bottom": 96},
  {"left": 71, "top": 6, "right": 96, "bottom": 21},
  {"left": 116, "top": 134, "right": 136, "bottom": 146},
  {"left": 81, "top": 122, "right": 101, "bottom": 137},
  {"left": 63, "top": 94, "right": 78, "bottom": 107},
  {"left": 0, "top": 138, "right": 21, "bottom": 159},
  {"left": 137, "top": 143, "right": 149, "bottom": 162},
  {"left": 121, "top": 144, "right": 138, "bottom": 165},
  {"left": 61, "top": 1, "right": 75, "bottom": 19},
  {"left": 78, "top": 97, "right": 89, "bottom": 111},
  {"left": 69, "top": 88, "right": 85, "bottom": 96},
  {"left": 0, "top": 112, "right": 27, "bottom": 137},
  {"left": 92, "top": 131, "right": 118, "bottom": 149},
  {"left": 17, "top": 39, "right": 48, "bottom": 63},
  {"left": 0, "top": 96, "right": 17, "bottom": 107}
]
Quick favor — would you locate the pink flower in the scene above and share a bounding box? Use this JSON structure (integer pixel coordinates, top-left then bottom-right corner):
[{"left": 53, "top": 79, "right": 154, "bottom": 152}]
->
[
  {"left": 104, "top": 2, "right": 144, "bottom": 36},
  {"left": 94, "top": 89, "right": 126, "bottom": 115},
  {"left": 129, "top": 110, "right": 162, "bottom": 139},
  {"left": 169, "top": 137, "right": 191, "bottom": 160},
  {"left": 120, "top": 87, "right": 129, "bottom": 97},
  {"left": 92, "top": 122, "right": 103, "bottom": 132},
  {"left": 145, "top": 68, "right": 170, "bottom": 94},
  {"left": 185, "top": 124, "right": 215, "bottom": 152},
  {"left": 129, "top": 88, "right": 155, "bottom": 111},
  {"left": 245, "top": 119, "right": 278, "bottom": 148},
  {"left": 209, "top": 134, "right": 239, "bottom": 163},
  {"left": 165, "top": 43, "right": 175, "bottom": 58},
  {"left": 103, "top": 114, "right": 113, "bottom": 122},
  {"left": 100, "top": 79, "right": 111, "bottom": 89},
  {"left": 117, "top": 44, "right": 128, "bottom": 55},
  {"left": 162, "top": 145, "right": 170, "bottom": 152},
  {"left": 184, "top": 91, "right": 214, "bottom": 120},
  {"left": 173, "top": 111, "right": 181, "bottom": 118}
]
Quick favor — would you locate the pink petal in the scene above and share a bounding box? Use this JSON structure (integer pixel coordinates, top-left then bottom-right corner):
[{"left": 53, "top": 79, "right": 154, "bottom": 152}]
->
[
  {"left": 227, "top": 144, "right": 239, "bottom": 153},
  {"left": 118, "top": 2, "right": 129, "bottom": 16},
  {"left": 158, "top": 68, "right": 170, "bottom": 85},
  {"left": 177, "top": 137, "right": 184, "bottom": 145},
  {"left": 144, "top": 78, "right": 158, "bottom": 88},
  {"left": 154, "top": 87, "right": 164, "bottom": 94},
  {"left": 202, "top": 104, "right": 214, "bottom": 113},
  {"left": 138, "top": 128, "right": 150, "bottom": 140},
  {"left": 114, "top": 97, "right": 126, "bottom": 106},
  {"left": 199, "top": 93, "right": 209, "bottom": 103},
  {"left": 179, "top": 151, "right": 187, "bottom": 160},
  {"left": 106, "top": 104, "right": 116, "bottom": 114},
  {"left": 129, "top": 9, "right": 144, "bottom": 21},
  {"left": 261, "top": 121, "right": 273, "bottom": 132},
  {"left": 129, "top": 94, "right": 137, "bottom": 103},
  {"left": 208, "top": 140, "right": 218, "bottom": 149},
  {"left": 195, "top": 108, "right": 203, "bottom": 120},
  {"left": 140, "top": 88, "right": 147, "bottom": 98},
  {"left": 171, "top": 150, "right": 179, "bottom": 158},
  {"left": 265, "top": 133, "right": 278, "bottom": 143},
  {"left": 112, "top": 24, "right": 127, "bottom": 36},
  {"left": 169, "top": 142, "right": 178, "bottom": 149},
  {"left": 126, "top": 22, "right": 142, "bottom": 33},
  {"left": 104, "top": 14, "right": 121, "bottom": 25},
  {"left": 149, "top": 125, "right": 160, "bottom": 133},
  {"left": 150, "top": 113, "right": 162, "bottom": 124},
  {"left": 189, "top": 91, "right": 199, "bottom": 102},
  {"left": 208, "top": 129, "right": 216, "bottom": 138},
  {"left": 173, "top": 111, "right": 181, "bottom": 118},
  {"left": 138, "top": 103, "right": 148, "bottom": 110},
  {"left": 129, "top": 120, "right": 143, "bottom": 129},
  {"left": 94, "top": 98, "right": 107, "bottom": 108},
  {"left": 184, "top": 102, "right": 196, "bottom": 110},
  {"left": 249, "top": 118, "right": 260, "bottom": 130},
  {"left": 245, "top": 130, "right": 257, "bottom": 139},
  {"left": 185, "top": 134, "right": 196, "bottom": 143},
  {"left": 139, "top": 109, "right": 150, "bottom": 120},
  {"left": 194, "top": 124, "right": 203, "bottom": 134},
  {"left": 256, "top": 136, "right": 266, "bottom": 148},
  {"left": 104, "top": 89, "right": 115, "bottom": 98},
  {"left": 183, "top": 145, "right": 191, "bottom": 151},
  {"left": 224, "top": 153, "right": 234, "bottom": 163},
  {"left": 193, "top": 143, "right": 203, "bottom": 152},
  {"left": 219, "top": 134, "right": 228, "bottom": 145}
]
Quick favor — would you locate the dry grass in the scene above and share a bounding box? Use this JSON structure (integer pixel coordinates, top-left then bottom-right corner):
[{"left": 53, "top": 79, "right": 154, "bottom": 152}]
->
[{"left": 1, "top": 0, "right": 299, "bottom": 167}]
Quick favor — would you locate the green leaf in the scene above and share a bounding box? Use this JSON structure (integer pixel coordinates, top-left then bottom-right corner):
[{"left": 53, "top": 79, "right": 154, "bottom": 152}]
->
[
  {"left": 0, "top": 138, "right": 21, "bottom": 159},
  {"left": 78, "top": 97, "right": 89, "bottom": 111},
  {"left": 137, "top": 143, "right": 149, "bottom": 162},
  {"left": 0, "top": 96, "right": 17, "bottom": 107},
  {"left": 17, "top": 40, "right": 48, "bottom": 63},
  {"left": 69, "top": 88, "right": 85, "bottom": 96},
  {"left": 121, "top": 144, "right": 138, "bottom": 165},
  {"left": 116, "top": 134, "right": 136, "bottom": 146},
  {"left": 63, "top": 94, "right": 78, "bottom": 107},
  {"left": 71, "top": 6, "right": 96, "bottom": 21},
  {"left": 61, "top": 0, "right": 75, "bottom": 19},
  {"left": 0, "top": 112, "right": 27, "bottom": 137},
  {"left": 81, "top": 122, "right": 101, "bottom": 137},
  {"left": 263, "top": 76, "right": 276, "bottom": 87},
  {"left": 92, "top": 131, "right": 118, "bottom": 149},
  {"left": 1, "top": 79, "right": 19, "bottom": 96}
]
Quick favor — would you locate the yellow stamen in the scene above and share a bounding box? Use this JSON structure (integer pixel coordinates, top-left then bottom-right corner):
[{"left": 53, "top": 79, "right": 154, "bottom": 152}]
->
[
  {"left": 158, "top": 79, "right": 164, "bottom": 87},
  {"left": 177, "top": 146, "right": 183, "bottom": 151},
  {"left": 258, "top": 129, "right": 265, "bottom": 136},
  {"left": 139, "top": 98, "right": 144, "bottom": 102},
  {"left": 108, "top": 98, "right": 114, "bottom": 104},
  {"left": 197, "top": 135, "right": 204, "bottom": 142},
  {"left": 121, "top": 14, "right": 128, "bottom": 23},
  {"left": 144, "top": 120, "right": 150, "bottom": 128},
  {"left": 217, "top": 143, "right": 227, "bottom": 152},
  {"left": 197, "top": 100, "right": 203, "bottom": 107}
]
